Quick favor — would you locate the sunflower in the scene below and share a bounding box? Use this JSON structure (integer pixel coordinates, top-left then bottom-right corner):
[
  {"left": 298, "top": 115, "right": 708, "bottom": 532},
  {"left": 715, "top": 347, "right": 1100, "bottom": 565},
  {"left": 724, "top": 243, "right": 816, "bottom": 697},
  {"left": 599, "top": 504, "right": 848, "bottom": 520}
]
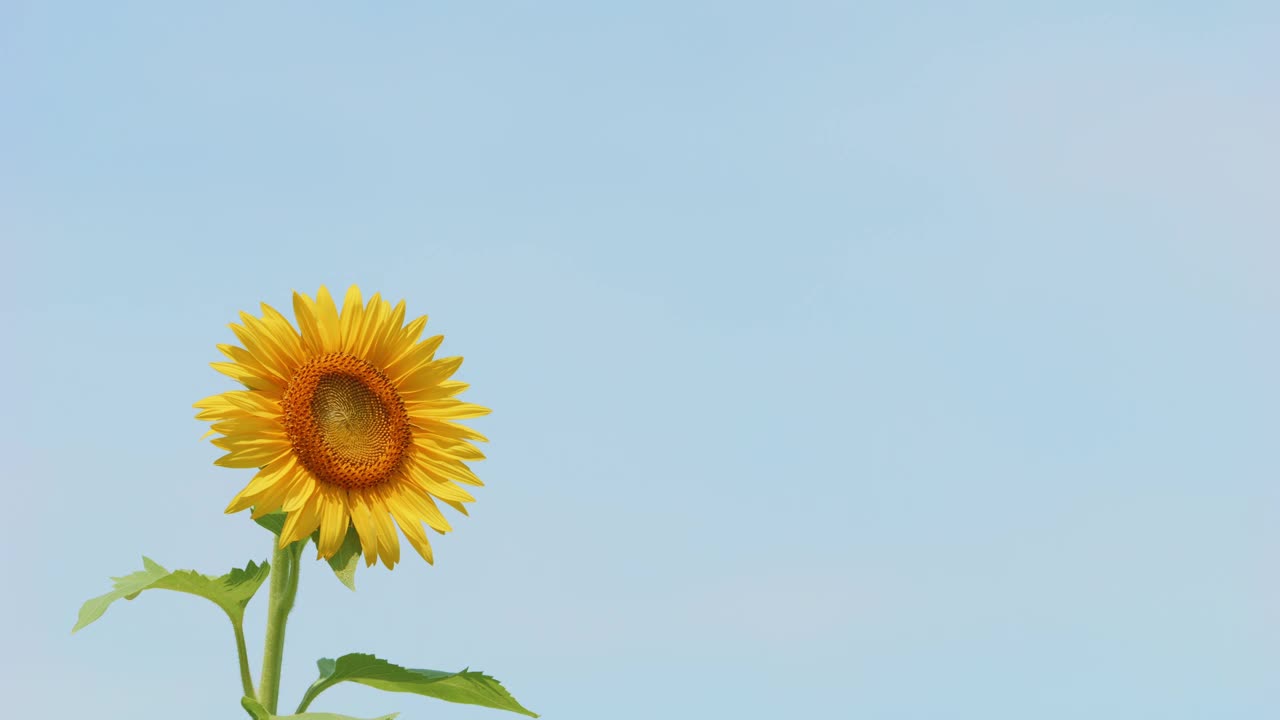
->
[{"left": 194, "top": 286, "right": 489, "bottom": 569}]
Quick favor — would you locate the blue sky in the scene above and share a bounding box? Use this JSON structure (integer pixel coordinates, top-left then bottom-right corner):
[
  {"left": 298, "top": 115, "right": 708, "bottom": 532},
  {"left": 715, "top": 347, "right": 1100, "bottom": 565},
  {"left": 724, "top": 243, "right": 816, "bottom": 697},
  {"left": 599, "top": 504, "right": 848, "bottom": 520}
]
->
[{"left": 3, "top": 2, "right": 1278, "bottom": 718}]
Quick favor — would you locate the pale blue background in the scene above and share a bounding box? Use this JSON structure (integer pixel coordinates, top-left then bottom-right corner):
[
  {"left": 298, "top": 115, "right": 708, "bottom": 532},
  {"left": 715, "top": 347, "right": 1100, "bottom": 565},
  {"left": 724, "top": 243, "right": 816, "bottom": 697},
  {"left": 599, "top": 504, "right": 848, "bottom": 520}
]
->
[{"left": 3, "top": 2, "right": 1278, "bottom": 719}]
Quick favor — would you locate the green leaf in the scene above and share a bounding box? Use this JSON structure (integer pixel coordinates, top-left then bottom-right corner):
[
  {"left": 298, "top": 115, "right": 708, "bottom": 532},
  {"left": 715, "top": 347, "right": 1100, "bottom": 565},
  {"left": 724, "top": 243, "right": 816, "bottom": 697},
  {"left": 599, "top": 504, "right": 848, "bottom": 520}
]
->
[
  {"left": 255, "top": 510, "right": 360, "bottom": 591},
  {"left": 241, "top": 696, "right": 397, "bottom": 720},
  {"left": 74, "top": 557, "right": 269, "bottom": 632},
  {"left": 254, "top": 512, "right": 288, "bottom": 537},
  {"left": 298, "top": 654, "right": 538, "bottom": 718},
  {"left": 320, "top": 526, "right": 362, "bottom": 591}
]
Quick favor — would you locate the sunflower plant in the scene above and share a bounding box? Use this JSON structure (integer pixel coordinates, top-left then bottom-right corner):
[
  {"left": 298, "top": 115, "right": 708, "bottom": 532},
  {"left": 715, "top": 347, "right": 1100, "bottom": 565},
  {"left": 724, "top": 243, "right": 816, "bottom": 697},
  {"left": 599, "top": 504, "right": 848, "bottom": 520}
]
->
[{"left": 74, "top": 286, "right": 536, "bottom": 719}]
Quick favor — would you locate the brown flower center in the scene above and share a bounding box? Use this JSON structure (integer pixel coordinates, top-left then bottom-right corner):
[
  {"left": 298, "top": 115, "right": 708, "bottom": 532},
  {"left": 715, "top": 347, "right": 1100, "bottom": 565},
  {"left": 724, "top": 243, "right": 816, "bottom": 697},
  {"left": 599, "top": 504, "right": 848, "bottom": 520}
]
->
[{"left": 281, "top": 352, "right": 411, "bottom": 489}]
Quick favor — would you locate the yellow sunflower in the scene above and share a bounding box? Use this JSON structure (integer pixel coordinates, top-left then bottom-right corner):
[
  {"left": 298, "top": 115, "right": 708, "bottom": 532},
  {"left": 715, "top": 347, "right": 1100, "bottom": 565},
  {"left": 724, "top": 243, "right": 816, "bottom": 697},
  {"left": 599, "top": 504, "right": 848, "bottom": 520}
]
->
[{"left": 194, "top": 285, "right": 489, "bottom": 569}]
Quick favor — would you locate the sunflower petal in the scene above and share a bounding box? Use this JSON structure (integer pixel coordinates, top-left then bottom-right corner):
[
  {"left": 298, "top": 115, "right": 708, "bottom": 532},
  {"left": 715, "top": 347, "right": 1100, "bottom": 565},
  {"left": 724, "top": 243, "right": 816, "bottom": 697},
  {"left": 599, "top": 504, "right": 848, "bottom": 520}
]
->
[
  {"left": 292, "top": 291, "right": 324, "bottom": 355},
  {"left": 440, "top": 498, "right": 471, "bottom": 516},
  {"left": 280, "top": 490, "right": 324, "bottom": 546},
  {"left": 404, "top": 464, "right": 477, "bottom": 503},
  {"left": 214, "top": 444, "right": 291, "bottom": 469},
  {"left": 225, "top": 455, "right": 298, "bottom": 514},
  {"left": 281, "top": 471, "right": 318, "bottom": 512},
  {"left": 248, "top": 466, "right": 310, "bottom": 518},
  {"left": 388, "top": 497, "right": 436, "bottom": 565},
  {"left": 412, "top": 418, "right": 490, "bottom": 443},
  {"left": 314, "top": 286, "right": 343, "bottom": 353},
  {"left": 414, "top": 434, "right": 486, "bottom": 461},
  {"left": 411, "top": 450, "right": 486, "bottom": 486},
  {"left": 382, "top": 314, "right": 427, "bottom": 368},
  {"left": 316, "top": 486, "right": 351, "bottom": 558},
  {"left": 210, "top": 436, "right": 289, "bottom": 454},
  {"left": 387, "top": 335, "right": 445, "bottom": 382},
  {"left": 366, "top": 491, "right": 401, "bottom": 568},
  {"left": 259, "top": 302, "right": 307, "bottom": 365},
  {"left": 216, "top": 390, "right": 281, "bottom": 417},
  {"left": 366, "top": 299, "right": 406, "bottom": 367},
  {"left": 391, "top": 482, "right": 452, "bottom": 533},
  {"left": 238, "top": 311, "right": 302, "bottom": 378},
  {"left": 347, "top": 490, "right": 382, "bottom": 567},
  {"left": 349, "top": 292, "right": 385, "bottom": 359},
  {"left": 339, "top": 285, "right": 364, "bottom": 353},
  {"left": 214, "top": 344, "right": 285, "bottom": 386},
  {"left": 399, "top": 356, "right": 463, "bottom": 395},
  {"left": 403, "top": 380, "right": 470, "bottom": 402},
  {"left": 210, "top": 415, "right": 286, "bottom": 436}
]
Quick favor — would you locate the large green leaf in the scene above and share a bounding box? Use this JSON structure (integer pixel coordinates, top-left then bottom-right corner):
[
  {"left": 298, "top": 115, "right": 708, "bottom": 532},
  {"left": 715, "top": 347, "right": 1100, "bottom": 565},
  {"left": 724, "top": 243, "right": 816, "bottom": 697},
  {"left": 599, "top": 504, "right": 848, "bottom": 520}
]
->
[
  {"left": 241, "top": 696, "right": 397, "bottom": 720},
  {"left": 255, "top": 510, "right": 361, "bottom": 591},
  {"left": 297, "top": 654, "right": 537, "bottom": 718},
  {"left": 73, "top": 557, "right": 269, "bottom": 632}
]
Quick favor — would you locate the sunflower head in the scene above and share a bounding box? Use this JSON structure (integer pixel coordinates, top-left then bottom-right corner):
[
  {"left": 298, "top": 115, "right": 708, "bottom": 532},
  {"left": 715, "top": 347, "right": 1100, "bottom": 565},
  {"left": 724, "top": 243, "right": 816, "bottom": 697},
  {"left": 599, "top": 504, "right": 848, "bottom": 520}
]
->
[{"left": 195, "top": 285, "right": 490, "bottom": 569}]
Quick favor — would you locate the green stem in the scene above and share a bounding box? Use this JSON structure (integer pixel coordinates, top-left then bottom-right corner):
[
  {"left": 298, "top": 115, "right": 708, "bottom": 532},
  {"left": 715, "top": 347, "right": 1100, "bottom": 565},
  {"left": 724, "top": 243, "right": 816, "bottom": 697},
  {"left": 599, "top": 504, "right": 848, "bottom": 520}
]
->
[
  {"left": 257, "top": 540, "right": 302, "bottom": 713},
  {"left": 232, "top": 618, "right": 255, "bottom": 699},
  {"left": 295, "top": 686, "right": 320, "bottom": 714}
]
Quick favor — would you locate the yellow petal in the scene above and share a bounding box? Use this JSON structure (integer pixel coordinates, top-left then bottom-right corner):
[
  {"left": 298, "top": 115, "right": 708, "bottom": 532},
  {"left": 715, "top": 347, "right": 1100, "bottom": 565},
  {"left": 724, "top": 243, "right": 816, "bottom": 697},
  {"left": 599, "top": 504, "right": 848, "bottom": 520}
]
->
[
  {"left": 366, "top": 491, "right": 401, "bottom": 568},
  {"left": 209, "top": 415, "right": 286, "bottom": 436},
  {"left": 403, "top": 380, "right": 469, "bottom": 402},
  {"left": 339, "top": 285, "right": 364, "bottom": 353},
  {"left": 389, "top": 481, "right": 452, "bottom": 533},
  {"left": 248, "top": 466, "right": 310, "bottom": 518},
  {"left": 413, "top": 435, "right": 486, "bottom": 461},
  {"left": 387, "top": 335, "right": 445, "bottom": 382},
  {"left": 280, "top": 490, "right": 323, "bottom": 546},
  {"left": 216, "top": 390, "right": 281, "bottom": 417},
  {"left": 214, "top": 344, "right": 285, "bottom": 386},
  {"left": 440, "top": 498, "right": 471, "bottom": 516},
  {"left": 398, "top": 356, "right": 463, "bottom": 395},
  {"left": 231, "top": 316, "right": 286, "bottom": 377},
  {"left": 238, "top": 311, "right": 302, "bottom": 378},
  {"left": 212, "top": 432, "right": 288, "bottom": 448},
  {"left": 347, "top": 490, "right": 382, "bottom": 567},
  {"left": 195, "top": 405, "right": 255, "bottom": 422},
  {"left": 314, "top": 286, "right": 342, "bottom": 353},
  {"left": 410, "top": 450, "right": 485, "bottom": 486},
  {"left": 365, "top": 299, "right": 405, "bottom": 367},
  {"left": 281, "top": 471, "right": 318, "bottom": 512},
  {"left": 211, "top": 437, "right": 289, "bottom": 455},
  {"left": 292, "top": 291, "right": 324, "bottom": 355},
  {"left": 194, "top": 393, "right": 241, "bottom": 413},
  {"left": 404, "top": 464, "right": 477, "bottom": 503},
  {"left": 412, "top": 418, "right": 490, "bottom": 443},
  {"left": 349, "top": 292, "right": 385, "bottom": 359},
  {"left": 412, "top": 399, "right": 491, "bottom": 420},
  {"left": 381, "top": 314, "right": 427, "bottom": 368},
  {"left": 225, "top": 455, "right": 298, "bottom": 514},
  {"left": 316, "top": 486, "right": 351, "bottom": 558},
  {"left": 259, "top": 302, "right": 307, "bottom": 365},
  {"left": 214, "top": 444, "right": 291, "bottom": 468},
  {"left": 388, "top": 496, "right": 435, "bottom": 564},
  {"left": 210, "top": 362, "right": 284, "bottom": 398}
]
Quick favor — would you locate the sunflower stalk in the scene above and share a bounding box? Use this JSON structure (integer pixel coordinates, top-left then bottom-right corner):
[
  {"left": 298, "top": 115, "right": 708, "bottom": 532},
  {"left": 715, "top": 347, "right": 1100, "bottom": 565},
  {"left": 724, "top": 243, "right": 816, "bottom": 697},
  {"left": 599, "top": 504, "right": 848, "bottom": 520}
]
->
[{"left": 257, "top": 538, "right": 303, "bottom": 713}]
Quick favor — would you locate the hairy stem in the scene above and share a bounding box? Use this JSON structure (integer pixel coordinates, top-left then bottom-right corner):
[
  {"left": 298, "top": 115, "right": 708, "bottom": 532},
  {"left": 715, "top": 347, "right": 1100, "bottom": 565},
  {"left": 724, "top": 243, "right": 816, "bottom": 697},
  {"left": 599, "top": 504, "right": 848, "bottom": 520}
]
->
[
  {"left": 232, "top": 617, "right": 255, "bottom": 699},
  {"left": 257, "top": 540, "right": 301, "bottom": 713}
]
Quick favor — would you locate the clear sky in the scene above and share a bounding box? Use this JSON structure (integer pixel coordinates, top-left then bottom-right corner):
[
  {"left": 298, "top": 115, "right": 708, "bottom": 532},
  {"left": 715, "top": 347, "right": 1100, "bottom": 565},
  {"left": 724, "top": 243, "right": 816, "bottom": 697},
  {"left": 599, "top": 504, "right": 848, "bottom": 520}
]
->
[{"left": 3, "top": 2, "right": 1278, "bottom": 719}]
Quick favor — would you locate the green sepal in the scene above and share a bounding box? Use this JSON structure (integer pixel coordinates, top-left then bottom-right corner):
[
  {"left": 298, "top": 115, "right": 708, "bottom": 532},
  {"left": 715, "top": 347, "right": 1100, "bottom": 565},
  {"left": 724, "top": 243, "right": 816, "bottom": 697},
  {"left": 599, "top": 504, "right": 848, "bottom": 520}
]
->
[
  {"left": 73, "top": 557, "right": 269, "bottom": 632},
  {"left": 253, "top": 512, "right": 289, "bottom": 538},
  {"left": 254, "top": 510, "right": 361, "bottom": 591},
  {"left": 297, "top": 654, "right": 538, "bottom": 718},
  {"left": 318, "top": 525, "right": 362, "bottom": 591},
  {"left": 241, "top": 696, "right": 397, "bottom": 720}
]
